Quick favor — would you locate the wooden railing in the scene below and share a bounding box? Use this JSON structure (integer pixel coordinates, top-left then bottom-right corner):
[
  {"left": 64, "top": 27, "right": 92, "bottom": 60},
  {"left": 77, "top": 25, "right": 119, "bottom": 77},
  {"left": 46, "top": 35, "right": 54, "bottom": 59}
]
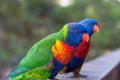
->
[{"left": 59, "top": 48, "right": 120, "bottom": 80}]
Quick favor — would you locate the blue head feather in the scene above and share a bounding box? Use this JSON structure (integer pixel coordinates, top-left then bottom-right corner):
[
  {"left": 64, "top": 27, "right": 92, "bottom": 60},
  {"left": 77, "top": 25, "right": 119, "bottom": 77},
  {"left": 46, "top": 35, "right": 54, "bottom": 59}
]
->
[
  {"left": 79, "top": 18, "right": 98, "bottom": 36},
  {"left": 65, "top": 23, "right": 87, "bottom": 47}
]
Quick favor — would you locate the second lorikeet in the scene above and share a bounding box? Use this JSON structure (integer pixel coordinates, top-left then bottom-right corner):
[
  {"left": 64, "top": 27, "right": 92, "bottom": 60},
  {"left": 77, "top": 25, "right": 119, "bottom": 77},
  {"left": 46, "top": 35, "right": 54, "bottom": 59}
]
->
[
  {"left": 2, "top": 22, "right": 89, "bottom": 80},
  {"left": 63, "top": 18, "right": 100, "bottom": 77}
]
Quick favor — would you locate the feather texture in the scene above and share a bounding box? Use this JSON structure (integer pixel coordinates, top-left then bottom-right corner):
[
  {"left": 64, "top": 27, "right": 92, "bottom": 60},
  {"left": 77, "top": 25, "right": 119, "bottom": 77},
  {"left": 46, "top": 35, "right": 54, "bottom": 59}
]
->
[
  {"left": 2, "top": 25, "right": 69, "bottom": 80},
  {"left": 65, "top": 41, "right": 90, "bottom": 73},
  {"left": 2, "top": 23, "right": 88, "bottom": 80}
]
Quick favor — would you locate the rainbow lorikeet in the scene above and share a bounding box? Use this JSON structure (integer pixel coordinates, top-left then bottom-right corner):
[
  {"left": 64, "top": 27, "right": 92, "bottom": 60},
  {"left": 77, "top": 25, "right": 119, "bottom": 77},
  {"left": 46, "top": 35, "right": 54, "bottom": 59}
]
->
[
  {"left": 63, "top": 18, "right": 100, "bottom": 77},
  {"left": 2, "top": 23, "right": 89, "bottom": 80}
]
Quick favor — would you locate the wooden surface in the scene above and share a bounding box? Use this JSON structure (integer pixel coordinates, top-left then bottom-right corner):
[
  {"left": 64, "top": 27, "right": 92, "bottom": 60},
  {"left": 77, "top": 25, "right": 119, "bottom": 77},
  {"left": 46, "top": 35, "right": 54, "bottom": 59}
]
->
[{"left": 57, "top": 48, "right": 120, "bottom": 80}]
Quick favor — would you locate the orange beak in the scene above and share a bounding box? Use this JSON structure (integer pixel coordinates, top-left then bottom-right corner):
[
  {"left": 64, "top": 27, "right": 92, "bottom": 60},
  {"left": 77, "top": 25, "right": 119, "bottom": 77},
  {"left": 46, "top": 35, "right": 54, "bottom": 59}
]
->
[
  {"left": 82, "top": 33, "right": 90, "bottom": 42},
  {"left": 93, "top": 25, "right": 100, "bottom": 32}
]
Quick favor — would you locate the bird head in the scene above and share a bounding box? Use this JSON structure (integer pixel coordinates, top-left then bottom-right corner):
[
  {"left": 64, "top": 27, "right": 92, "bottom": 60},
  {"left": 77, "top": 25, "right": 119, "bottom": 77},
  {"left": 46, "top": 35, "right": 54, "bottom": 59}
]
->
[
  {"left": 63, "top": 23, "right": 89, "bottom": 47},
  {"left": 79, "top": 18, "right": 100, "bottom": 36}
]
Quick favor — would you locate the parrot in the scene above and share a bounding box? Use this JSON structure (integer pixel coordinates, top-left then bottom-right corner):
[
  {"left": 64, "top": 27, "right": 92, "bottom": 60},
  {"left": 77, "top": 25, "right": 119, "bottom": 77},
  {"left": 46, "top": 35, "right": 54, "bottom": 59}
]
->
[
  {"left": 2, "top": 22, "right": 90, "bottom": 80},
  {"left": 62, "top": 18, "right": 100, "bottom": 77}
]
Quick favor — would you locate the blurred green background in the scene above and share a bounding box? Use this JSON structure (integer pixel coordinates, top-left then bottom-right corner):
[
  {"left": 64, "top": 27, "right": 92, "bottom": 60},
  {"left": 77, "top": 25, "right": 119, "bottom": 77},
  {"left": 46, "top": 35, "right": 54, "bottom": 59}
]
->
[{"left": 0, "top": 0, "right": 120, "bottom": 78}]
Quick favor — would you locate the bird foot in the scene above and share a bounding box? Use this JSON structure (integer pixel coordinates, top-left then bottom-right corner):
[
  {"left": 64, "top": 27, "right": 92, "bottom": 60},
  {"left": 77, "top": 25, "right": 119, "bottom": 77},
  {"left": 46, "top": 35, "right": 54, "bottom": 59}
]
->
[
  {"left": 71, "top": 74, "right": 87, "bottom": 78},
  {"left": 75, "top": 74, "right": 87, "bottom": 78}
]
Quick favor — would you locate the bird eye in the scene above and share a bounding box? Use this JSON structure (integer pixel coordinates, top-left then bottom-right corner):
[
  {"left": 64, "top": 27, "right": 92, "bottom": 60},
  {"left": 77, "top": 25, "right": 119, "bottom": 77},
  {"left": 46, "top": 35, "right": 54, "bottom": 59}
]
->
[
  {"left": 88, "top": 22, "right": 92, "bottom": 26},
  {"left": 75, "top": 29, "right": 80, "bottom": 33}
]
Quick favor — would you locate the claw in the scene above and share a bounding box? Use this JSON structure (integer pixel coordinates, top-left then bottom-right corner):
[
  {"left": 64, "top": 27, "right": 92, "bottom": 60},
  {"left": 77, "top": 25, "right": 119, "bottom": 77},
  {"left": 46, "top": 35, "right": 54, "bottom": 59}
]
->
[{"left": 74, "top": 74, "right": 87, "bottom": 78}]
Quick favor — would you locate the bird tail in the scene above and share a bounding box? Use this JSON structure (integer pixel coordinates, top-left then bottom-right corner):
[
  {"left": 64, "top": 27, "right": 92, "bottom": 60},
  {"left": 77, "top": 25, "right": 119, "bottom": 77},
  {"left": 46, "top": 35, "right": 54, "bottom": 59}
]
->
[{"left": 2, "top": 66, "right": 29, "bottom": 80}]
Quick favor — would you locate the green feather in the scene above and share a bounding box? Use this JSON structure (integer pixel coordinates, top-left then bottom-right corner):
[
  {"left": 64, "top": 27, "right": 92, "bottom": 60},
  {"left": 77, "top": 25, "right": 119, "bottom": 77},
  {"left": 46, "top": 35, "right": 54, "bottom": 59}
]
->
[
  {"left": 10, "top": 67, "right": 51, "bottom": 80},
  {"left": 63, "top": 24, "right": 68, "bottom": 40},
  {"left": 6, "top": 24, "right": 69, "bottom": 80},
  {"left": 19, "top": 24, "right": 68, "bottom": 68}
]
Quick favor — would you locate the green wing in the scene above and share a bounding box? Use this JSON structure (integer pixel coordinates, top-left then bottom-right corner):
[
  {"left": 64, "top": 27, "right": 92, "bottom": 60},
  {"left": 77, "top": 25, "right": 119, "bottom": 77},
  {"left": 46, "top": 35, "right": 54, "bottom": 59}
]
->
[
  {"left": 19, "top": 25, "right": 68, "bottom": 68},
  {"left": 19, "top": 31, "right": 64, "bottom": 68},
  {"left": 19, "top": 24, "right": 68, "bottom": 68},
  {"left": 4, "top": 32, "right": 64, "bottom": 79},
  {"left": 2, "top": 24, "right": 68, "bottom": 80}
]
